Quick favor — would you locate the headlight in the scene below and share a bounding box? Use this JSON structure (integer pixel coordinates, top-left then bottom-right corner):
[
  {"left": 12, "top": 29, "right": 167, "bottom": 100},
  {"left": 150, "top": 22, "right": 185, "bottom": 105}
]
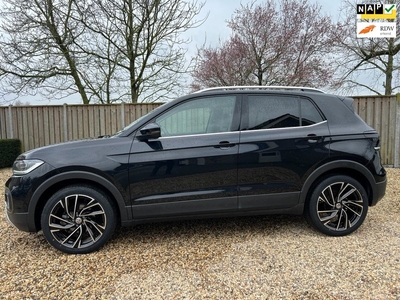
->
[{"left": 13, "top": 159, "right": 44, "bottom": 175}]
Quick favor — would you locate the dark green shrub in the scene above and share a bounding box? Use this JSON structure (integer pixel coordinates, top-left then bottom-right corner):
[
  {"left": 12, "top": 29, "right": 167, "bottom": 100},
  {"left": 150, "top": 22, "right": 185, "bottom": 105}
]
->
[{"left": 0, "top": 139, "right": 21, "bottom": 168}]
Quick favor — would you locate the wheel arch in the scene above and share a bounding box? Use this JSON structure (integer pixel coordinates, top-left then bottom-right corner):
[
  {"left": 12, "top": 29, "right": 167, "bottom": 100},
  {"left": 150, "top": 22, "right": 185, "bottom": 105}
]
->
[
  {"left": 28, "top": 171, "right": 129, "bottom": 231},
  {"left": 300, "top": 160, "right": 375, "bottom": 208}
]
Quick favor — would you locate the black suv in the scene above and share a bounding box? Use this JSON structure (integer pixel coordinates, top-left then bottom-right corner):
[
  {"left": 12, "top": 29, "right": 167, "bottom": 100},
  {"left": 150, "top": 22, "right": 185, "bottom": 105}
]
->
[{"left": 5, "top": 86, "right": 387, "bottom": 254}]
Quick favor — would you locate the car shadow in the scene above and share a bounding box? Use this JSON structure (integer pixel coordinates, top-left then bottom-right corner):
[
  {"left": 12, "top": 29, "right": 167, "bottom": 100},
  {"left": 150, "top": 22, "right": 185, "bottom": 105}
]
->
[{"left": 111, "top": 214, "right": 314, "bottom": 247}]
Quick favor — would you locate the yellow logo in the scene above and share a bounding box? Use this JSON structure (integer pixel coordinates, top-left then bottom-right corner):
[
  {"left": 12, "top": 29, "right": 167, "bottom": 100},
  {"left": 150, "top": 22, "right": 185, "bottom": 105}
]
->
[{"left": 357, "top": 4, "right": 397, "bottom": 19}]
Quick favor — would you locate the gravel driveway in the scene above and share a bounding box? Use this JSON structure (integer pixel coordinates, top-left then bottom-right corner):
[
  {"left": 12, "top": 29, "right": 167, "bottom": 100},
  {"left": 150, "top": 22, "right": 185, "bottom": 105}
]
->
[{"left": 1, "top": 167, "right": 399, "bottom": 299}]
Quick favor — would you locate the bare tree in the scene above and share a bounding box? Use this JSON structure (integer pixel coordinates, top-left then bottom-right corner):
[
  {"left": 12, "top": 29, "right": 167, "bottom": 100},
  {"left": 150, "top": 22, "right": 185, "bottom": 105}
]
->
[
  {"left": 0, "top": 0, "right": 204, "bottom": 104},
  {"left": 191, "top": 0, "right": 336, "bottom": 91},
  {"left": 273, "top": 0, "right": 336, "bottom": 87},
  {"left": 0, "top": 0, "right": 91, "bottom": 103},
  {"left": 333, "top": 0, "right": 400, "bottom": 95},
  {"left": 76, "top": 0, "right": 205, "bottom": 103}
]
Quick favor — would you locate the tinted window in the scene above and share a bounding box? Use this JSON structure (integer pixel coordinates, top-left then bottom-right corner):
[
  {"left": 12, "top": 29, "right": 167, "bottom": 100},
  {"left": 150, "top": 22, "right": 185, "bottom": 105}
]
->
[
  {"left": 301, "top": 98, "right": 324, "bottom": 125},
  {"left": 246, "top": 95, "right": 323, "bottom": 130},
  {"left": 156, "top": 96, "right": 236, "bottom": 137}
]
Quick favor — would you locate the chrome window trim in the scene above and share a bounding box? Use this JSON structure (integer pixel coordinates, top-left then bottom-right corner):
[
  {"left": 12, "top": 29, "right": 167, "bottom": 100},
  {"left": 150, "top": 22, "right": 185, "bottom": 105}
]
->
[
  {"left": 157, "top": 131, "right": 239, "bottom": 140},
  {"left": 240, "top": 120, "right": 328, "bottom": 134},
  {"left": 154, "top": 120, "right": 328, "bottom": 139}
]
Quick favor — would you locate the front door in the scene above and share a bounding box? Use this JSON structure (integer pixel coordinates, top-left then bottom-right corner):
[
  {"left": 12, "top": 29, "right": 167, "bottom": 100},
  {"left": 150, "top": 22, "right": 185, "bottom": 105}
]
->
[{"left": 128, "top": 95, "right": 240, "bottom": 219}]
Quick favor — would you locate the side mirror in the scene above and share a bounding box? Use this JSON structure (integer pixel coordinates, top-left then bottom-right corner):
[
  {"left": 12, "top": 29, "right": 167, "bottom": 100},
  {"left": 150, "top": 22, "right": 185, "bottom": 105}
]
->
[{"left": 137, "top": 123, "right": 161, "bottom": 141}]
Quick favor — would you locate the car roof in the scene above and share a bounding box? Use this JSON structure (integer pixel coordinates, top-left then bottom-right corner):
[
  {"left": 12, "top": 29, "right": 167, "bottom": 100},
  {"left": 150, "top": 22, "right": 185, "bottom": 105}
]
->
[{"left": 193, "top": 86, "right": 326, "bottom": 94}]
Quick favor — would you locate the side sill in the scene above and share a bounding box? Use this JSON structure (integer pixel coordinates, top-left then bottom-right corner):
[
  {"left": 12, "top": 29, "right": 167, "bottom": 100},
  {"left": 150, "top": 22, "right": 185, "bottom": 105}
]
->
[
  {"left": 131, "top": 196, "right": 237, "bottom": 219},
  {"left": 121, "top": 203, "right": 305, "bottom": 227},
  {"left": 238, "top": 192, "right": 300, "bottom": 210}
]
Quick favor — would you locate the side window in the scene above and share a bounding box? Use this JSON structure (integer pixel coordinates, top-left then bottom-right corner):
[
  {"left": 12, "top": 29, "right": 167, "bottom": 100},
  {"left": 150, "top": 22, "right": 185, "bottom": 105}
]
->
[
  {"left": 246, "top": 95, "right": 323, "bottom": 130},
  {"left": 300, "top": 98, "right": 324, "bottom": 125},
  {"left": 155, "top": 96, "right": 236, "bottom": 137}
]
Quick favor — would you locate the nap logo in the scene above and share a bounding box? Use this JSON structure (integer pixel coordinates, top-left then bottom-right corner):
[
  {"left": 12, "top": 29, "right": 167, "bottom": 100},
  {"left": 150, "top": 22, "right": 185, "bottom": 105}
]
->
[
  {"left": 357, "top": 3, "right": 396, "bottom": 19},
  {"left": 357, "top": 22, "right": 397, "bottom": 38}
]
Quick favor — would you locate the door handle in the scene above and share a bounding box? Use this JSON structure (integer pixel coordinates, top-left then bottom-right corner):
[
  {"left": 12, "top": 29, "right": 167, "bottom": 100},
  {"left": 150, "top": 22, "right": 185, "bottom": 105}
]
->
[
  {"left": 215, "top": 141, "right": 235, "bottom": 149},
  {"left": 307, "top": 134, "right": 320, "bottom": 144}
]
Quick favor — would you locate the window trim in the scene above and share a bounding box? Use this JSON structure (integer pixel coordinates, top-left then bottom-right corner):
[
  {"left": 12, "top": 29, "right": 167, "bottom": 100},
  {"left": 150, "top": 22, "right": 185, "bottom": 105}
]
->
[
  {"left": 157, "top": 131, "right": 240, "bottom": 140},
  {"left": 240, "top": 120, "right": 328, "bottom": 134}
]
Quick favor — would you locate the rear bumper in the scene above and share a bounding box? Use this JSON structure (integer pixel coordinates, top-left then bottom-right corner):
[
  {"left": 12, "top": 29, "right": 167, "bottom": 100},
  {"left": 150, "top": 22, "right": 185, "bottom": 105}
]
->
[{"left": 371, "top": 178, "right": 387, "bottom": 206}]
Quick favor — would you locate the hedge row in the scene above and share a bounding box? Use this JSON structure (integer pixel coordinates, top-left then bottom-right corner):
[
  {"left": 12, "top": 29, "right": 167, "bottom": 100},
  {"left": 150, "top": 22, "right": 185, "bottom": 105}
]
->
[{"left": 0, "top": 139, "right": 21, "bottom": 168}]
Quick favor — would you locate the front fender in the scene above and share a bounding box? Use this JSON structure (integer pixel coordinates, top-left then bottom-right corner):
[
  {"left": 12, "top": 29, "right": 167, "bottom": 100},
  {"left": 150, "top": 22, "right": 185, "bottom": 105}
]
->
[{"left": 27, "top": 171, "right": 130, "bottom": 231}]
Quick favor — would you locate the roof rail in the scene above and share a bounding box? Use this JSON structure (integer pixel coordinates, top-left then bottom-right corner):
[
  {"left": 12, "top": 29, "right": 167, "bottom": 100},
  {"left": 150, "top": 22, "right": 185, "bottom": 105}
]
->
[{"left": 194, "top": 86, "right": 326, "bottom": 94}]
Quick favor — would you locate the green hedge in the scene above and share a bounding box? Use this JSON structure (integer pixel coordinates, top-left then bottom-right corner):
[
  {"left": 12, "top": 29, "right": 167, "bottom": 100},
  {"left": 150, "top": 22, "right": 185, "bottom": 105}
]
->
[{"left": 0, "top": 139, "right": 21, "bottom": 168}]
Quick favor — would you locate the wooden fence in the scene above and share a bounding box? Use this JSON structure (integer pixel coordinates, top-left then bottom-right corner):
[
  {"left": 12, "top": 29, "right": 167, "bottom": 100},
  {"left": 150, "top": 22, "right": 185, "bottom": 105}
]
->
[
  {"left": 353, "top": 95, "right": 399, "bottom": 167},
  {"left": 0, "top": 95, "right": 399, "bottom": 166},
  {"left": 0, "top": 103, "right": 162, "bottom": 152}
]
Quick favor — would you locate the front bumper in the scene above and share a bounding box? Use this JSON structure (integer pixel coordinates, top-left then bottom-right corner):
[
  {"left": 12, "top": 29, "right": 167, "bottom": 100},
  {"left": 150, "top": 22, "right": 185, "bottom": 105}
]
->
[
  {"left": 4, "top": 187, "right": 35, "bottom": 232},
  {"left": 4, "top": 163, "right": 56, "bottom": 233}
]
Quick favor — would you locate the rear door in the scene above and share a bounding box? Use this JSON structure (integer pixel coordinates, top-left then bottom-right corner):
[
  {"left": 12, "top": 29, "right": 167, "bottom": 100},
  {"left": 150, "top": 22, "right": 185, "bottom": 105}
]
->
[
  {"left": 128, "top": 95, "right": 241, "bottom": 219},
  {"left": 238, "top": 93, "right": 330, "bottom": 211}
]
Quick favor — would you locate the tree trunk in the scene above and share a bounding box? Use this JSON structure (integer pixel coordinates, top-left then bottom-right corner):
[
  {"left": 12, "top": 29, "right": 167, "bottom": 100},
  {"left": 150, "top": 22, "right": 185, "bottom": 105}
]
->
[
  {"left": 385, "top": 39, "right": 394, "bottom": 95},
  {"left": 131, "top": 88, "right": 139, "bottom": 103},
  {"left": 65, "top": 52, "right": 90, "bottom": 104},
  {"left": 46, "top": 0, "right": 90, "bottom": 104}
]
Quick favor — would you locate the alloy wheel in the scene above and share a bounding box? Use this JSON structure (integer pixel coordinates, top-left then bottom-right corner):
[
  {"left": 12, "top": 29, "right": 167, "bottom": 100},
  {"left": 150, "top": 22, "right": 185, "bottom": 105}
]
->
[
  {"left": 47, "top": 194, "right": 107, "bottom": 249},
  {"left": 316, "top": 182, "right": 364, "bottom": 232}
]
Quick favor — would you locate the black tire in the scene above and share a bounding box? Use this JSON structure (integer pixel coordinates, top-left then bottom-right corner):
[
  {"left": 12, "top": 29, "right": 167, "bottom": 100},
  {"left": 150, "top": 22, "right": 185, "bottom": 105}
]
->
[
  {"left": 41, "top": 185, "right": 117, "bottom": 254},
  {"left": 306, "top": 175, "right": 368, "bottom": 236}
]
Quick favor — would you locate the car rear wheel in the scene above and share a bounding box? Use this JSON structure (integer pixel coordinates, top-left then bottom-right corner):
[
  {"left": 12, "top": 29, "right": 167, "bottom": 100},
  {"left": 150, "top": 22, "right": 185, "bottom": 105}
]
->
[
  {"left": 41, "top": 185, "right": 116, "bottom": 254},
  {"left": 306, "top": 175, "right": 368, "bottom": 236}
]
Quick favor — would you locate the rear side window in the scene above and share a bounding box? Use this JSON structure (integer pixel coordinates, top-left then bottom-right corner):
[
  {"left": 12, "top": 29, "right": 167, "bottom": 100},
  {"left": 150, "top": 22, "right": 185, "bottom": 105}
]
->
[{"left": 246, "top": 95, "right": 324, "bottom": 130}]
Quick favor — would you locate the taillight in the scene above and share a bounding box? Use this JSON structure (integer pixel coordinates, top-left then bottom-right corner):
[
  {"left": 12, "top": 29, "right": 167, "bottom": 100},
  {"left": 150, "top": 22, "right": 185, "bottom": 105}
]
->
[{"left": 374, "top": 138, "right": 380, "bottom": 151}]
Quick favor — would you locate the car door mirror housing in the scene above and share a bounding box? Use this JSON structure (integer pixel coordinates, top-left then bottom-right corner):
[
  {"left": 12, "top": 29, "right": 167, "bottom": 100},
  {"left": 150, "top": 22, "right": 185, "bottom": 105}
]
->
[{"left": 137, "top": 123, "right": 161, "bottom": 141}]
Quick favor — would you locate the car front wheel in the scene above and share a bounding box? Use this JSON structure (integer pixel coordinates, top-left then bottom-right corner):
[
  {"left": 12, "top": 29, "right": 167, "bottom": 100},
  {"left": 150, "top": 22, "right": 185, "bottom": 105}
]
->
[
  {"left": 306, "top": 175, "right": 369, "bottom": 236},
  {"left": 41, "top": 185, "right": 117, "bottom": 254}
]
